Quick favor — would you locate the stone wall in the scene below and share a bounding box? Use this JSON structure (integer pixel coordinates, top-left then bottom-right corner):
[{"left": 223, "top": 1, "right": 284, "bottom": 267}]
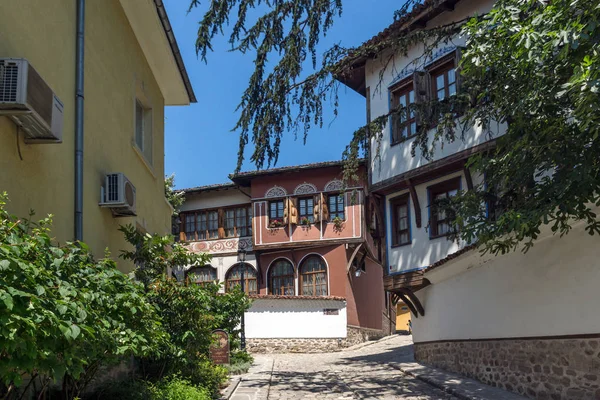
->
[
  {"left": 414, "top": 336, "right": 600, "bottom": 400},
  {"left": 247, "top": 326, "right": 386, "bottom": 354}
]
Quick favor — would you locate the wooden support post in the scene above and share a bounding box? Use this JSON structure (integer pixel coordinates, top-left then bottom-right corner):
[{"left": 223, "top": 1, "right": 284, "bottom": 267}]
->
[
  {"left": 397, "top": 292, "right": 419, "bottom": 318},
  {"left": 399, "top": 288, "right": 425, "bottom": 317},
  {"left": 464, "top": 165, "right": 474, "bottom": 191}
]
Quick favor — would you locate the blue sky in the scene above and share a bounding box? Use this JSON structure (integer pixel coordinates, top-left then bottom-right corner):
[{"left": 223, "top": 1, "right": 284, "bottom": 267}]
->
[{"left": 163, "top": 0, "right": 400, "bottom": 189}]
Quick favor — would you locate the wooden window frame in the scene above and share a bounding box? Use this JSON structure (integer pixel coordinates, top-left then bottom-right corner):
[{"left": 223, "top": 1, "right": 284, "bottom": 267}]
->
[
  {"left": 268, "top": 259, "right": 295, "bottom": 295},
  {"left": 428, "top": 177, "right": 461, "bottom": 239},
  {"left": 298, "top": 196, "right": 314, "bottom": 224},
  {"left": 180, "top": 204, "right": 252, "bottom": 242},
  {"left": 391, "top": 194, "right": 411, "bottom": 247},
  {"left": 299, "top": 256, "right": 328, "bottom": 297},
  {"left": 185, "top": 265, "right": 217, "bottom": 287},
  {"left": 328, "top": 193, "right": 345, "bottom": 221},
  {"left": 389, "top": 78, "right": 417, "bottom": 145},
  {"left": 225, "top": 264, "right": 258, "bottom": 295},
  {"left": 269, "top": 199, "right": 285, "bottom": 228},
  {"left": 429, "top": 56, "right": 457, "bottom": 101}
]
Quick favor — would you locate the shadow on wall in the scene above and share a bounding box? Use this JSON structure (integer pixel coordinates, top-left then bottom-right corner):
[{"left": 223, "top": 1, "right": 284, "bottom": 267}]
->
[{"left": 248, "top": 300, "right": 346, "bottom": 313}]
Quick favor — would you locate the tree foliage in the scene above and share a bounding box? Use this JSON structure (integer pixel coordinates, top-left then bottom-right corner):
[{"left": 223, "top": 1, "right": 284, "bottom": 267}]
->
[
  {"left": 120, "top": 228, "right": 250, "bottom": 395},
  {"left": 0, "top": 194, "right": 167, "bottom": 399},
  {"left": 165, "top": 174, "right": 184, "bottom": 217},
  {"left": 188, "top": 0, "right": 600, "bottom": 253}
]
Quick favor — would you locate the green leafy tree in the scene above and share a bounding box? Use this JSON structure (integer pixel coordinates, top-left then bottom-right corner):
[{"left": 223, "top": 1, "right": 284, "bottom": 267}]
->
[
  {"left": 165, "top": 174, "right": 184, "bottom": 217},
  {"left": 187, "top": 0, "right": 600, "bottom": 253},
  {"left": 120, "top": 228, "right": 250, "bottom": 396},
  {"left": 0, "top": 194, "right": 168, "bottom": 399}
]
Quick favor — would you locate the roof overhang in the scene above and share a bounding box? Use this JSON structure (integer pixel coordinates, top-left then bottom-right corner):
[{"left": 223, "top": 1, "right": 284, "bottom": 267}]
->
[
  {"left": 119, "top": 0, "right": 196, "bottom": 105},
  {"left": 335, "top": 0, "right": 462, "bottom": 96}
]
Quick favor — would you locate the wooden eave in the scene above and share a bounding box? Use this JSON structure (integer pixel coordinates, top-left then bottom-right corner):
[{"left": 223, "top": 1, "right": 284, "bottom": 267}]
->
[
  {"left": 384, "top": 269, "right": 430, "bottom": 292},
  {"left": 370, "top": 140, "right": 496, "bottom": 196}
]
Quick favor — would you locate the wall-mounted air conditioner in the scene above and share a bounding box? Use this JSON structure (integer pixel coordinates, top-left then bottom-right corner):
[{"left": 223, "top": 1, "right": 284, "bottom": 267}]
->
[
  {"left": 0, "top": 58, "right": 63, "bottom": 143},
  {"left": 99, "top": 173, "right": 137, "bottom": 217}
]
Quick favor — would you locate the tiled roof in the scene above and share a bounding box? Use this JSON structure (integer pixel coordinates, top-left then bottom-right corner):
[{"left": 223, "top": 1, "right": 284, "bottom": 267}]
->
[
  {"left": 337, "top": 0, "right": 462, "bottom": 95},
  {"left": 249, "top": 294, "right": 346, "bottom": 301},
  {"left": 230, "top": 159, "right": 365, "bottom": 184},
  {"left": 181, "top": 182, "right": 238, "bottom": 194},
  {"left": 425, "top": 243, "right": 478, "bottom": 272}
]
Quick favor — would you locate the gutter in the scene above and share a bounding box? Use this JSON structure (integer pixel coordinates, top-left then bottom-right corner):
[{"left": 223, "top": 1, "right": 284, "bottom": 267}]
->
[
  {"left": 74, "top": 0, "right": 85, "bottom": 241},
  {"left": 153, "top": 0, "right": 197, "bottom": 103}
]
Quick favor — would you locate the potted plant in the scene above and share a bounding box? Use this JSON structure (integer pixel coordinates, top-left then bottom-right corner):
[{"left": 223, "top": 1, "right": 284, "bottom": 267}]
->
[
  {"left": 269, "top": 218, "right": 284, "bottom": 228},
  {"left": 299, "top": 217, "right": 312, "bottom": 226},
  {"left": 332, "top": 216, "right": 344, "bottom": 230}
]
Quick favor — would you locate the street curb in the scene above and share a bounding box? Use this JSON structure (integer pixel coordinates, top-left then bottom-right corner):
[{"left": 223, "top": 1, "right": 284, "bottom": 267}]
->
[
  {"left": 220, "top": 376, "right": 241, "bottom": 400},
  {"left": 395, "top": 363, "right": 527, "bottom": 400},
  {"left": 398, "top": 366, "right": 472, "bottom": 400}
]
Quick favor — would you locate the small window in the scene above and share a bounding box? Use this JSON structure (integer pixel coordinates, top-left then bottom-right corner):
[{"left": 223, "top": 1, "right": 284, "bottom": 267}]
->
[
  {"left": 269, "top": 259, "right": 295, "bottom": 295},
  {"left": 391, "top": 194, "right": 411, "bottom": 246},
  {"left": 207, "top": 211, "right": 218, "bottom": 239},
  {"left": 390, "top": 81, "right": 416, "bottom": 143},
  {"left": 269, "top": 200, "right": 285, "bottom": 227},
  {"left": 328, "top": 194, "right": 345, "bottom": 221},
  {"left": 226, "top": 264, "right": 257, "bottom": 295},
  {"left": 224, "top": 209, "right": 235, "bottom": 238},
  {"left": 196, "top": 213, "right": 207, "bottom": 240},
  {"left": 429, "top": 177, "right": 461, "bottom": 238},
  {"left": 235, "top": 206, "right": 252, "bottom": 237},
  {"left": 184, "top": 214, "right": 195, "bottom": 241},
  {"left": 431, "top": 60, "right": 457, "bottom": 101},
  {"left": 186, "top": 266, "right": 217, "bottom": 286},
  {"left": 298, "top": 197, "right": 314, "bottom": 224},
  {"left": 300, "top": 256, "right": 327, "bottom": 296},
  {"left": 135, "top": 99, "right": 153, "bottom": 165}
]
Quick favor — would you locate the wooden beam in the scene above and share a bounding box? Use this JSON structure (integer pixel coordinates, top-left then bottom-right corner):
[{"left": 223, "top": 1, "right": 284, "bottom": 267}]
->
[
  {"left": 399, "top": 288, "right": 425, "bottom": 317},
  {"left": 346, "top": 243, "right": 363, "bottom": 272},
  {"left": 406, "top": 179, "right": 422, "bottom": 228},
  {"left": 371, "top": 141, "right": 496, "bottom": 195},
  {"left": 397, "top": 292, "right": 419, "bottom": 318},
  {"left": 464, "top": 165, "right": 474, "bottom": 191}
]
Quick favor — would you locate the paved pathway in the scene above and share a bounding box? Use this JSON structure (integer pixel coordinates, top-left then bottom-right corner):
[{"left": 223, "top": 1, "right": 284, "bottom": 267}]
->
[{"left": 229, "top": 335, "right": 459, "bottom": 400}]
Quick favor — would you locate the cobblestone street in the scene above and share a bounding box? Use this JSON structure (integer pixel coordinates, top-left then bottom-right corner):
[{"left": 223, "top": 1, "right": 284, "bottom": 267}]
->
[{"left": 229, "top": 335, "right": 459, "bottom": 400}]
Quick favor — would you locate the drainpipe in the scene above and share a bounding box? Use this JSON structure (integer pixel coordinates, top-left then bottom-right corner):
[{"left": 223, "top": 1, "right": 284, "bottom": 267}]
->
[{"left": 74, "top": 0, "right": 85, "bottom": 241}]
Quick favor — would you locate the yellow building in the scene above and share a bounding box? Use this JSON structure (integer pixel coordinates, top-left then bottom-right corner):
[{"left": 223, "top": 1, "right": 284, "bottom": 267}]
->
[
  {"left": 0, "top": 0, "right": 195, "bottom": 270},
  {"left": 396, "top": 302, "right": 412, "bottom": 334}
]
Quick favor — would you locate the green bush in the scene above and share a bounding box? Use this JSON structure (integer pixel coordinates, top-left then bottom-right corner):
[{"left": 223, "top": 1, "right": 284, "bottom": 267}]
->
[
  {"left": 150, "top": 377, "right": 211, "bottom": 400},
  {"left": 84, "top": 379, "right": 152, "bottom": 400},
  {"left": 85, "top": 377, "right": 210, "bottom": 400},
  {"left": 227, "top": 351, "right": 254, "bottom": 375},
  {"left": 0, "top": 194, "right": 168, "bottom": 399},
  {"left": 120, "top": 226, "right": 249, "bottom": 397}
]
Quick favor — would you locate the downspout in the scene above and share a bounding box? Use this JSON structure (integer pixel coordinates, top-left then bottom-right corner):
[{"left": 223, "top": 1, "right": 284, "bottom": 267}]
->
[{"left": 74, "top": 0, "right": 85, "bottom": 241}]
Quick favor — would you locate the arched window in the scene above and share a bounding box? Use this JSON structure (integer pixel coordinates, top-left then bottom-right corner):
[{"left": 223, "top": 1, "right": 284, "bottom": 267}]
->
[
  {"left": 269, "top": 259, "right": 295, "bottom": 295},
  {"left": 300, "top": 256, "right": 327, "bottom": 296},
  {"left": 186, "top": 266, "right": 217, "bottom": 286},
  {"left": 225, "top": 264, "right": 257, "bottom": 295}
]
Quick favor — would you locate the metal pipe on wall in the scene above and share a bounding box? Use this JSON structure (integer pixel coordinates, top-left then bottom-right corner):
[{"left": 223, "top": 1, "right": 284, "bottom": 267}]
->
[{"left": 74, "top": 0, "right": 85, "bottom": 241}]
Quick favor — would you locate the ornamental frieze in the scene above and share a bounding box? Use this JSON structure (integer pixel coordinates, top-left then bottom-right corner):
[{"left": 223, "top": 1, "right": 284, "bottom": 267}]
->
[{"left": 187, "top": 237, "right": 253, "bottom": 254}]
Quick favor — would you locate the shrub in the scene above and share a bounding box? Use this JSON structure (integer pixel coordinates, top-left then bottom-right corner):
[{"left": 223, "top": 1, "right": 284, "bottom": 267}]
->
[
  {"left": 149, "top": 377, "right": 210, "bottom": 400},
  {"left": 84, "top": 379, "right": 152, "bottom": 400},
  {"left": 227, "top": 351, "right": 254, "bottom": 375},
  {"left": 0, "top": 194, "right": 168, "bottom": 399}
]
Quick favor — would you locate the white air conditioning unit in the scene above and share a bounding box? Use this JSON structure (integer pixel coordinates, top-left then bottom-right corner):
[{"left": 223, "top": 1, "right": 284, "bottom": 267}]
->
[
  {"left": 99, "top": 173, "right": 137, "bottom": 217},
  {"left": 0, "top": 58, "right": 63, "bottom": 143}
]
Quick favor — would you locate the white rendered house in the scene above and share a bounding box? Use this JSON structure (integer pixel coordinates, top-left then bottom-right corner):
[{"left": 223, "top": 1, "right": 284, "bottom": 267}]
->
[{"left": 338, "top": 1, "right": 600, "bottom": 399}]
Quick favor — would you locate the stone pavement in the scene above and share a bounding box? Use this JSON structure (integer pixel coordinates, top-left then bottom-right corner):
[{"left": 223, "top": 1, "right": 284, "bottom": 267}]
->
[{"left": 226, "top": 335, "right": 527, "bottom": 400}]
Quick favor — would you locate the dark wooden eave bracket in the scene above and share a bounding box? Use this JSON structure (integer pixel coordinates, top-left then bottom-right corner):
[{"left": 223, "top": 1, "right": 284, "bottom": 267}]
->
[
  {"left": 391, "top": 288, "right": 426, "bottom": 318},
  {"left": 406, "top": 178, "right": 422, "bottom": 228}
]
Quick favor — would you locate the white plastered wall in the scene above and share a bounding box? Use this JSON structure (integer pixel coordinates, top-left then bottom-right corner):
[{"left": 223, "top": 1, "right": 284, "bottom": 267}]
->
[
  {"left": 386, "top": 171, "right": 484, "bottom": 273},
  {"left": 365, "top": 0, "right": 501, "bottom": 185},
  {"left": 245, "top": 299, "right": 347, "bottom": 338},
  {"left": 413, "top": 221, "right": 600, "bottom": 342}
]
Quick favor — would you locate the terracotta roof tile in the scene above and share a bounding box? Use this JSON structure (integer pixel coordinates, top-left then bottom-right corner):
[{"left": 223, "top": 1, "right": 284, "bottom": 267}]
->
[{"left": 425, "top": 243, "right": 478, "bottom": 272}]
